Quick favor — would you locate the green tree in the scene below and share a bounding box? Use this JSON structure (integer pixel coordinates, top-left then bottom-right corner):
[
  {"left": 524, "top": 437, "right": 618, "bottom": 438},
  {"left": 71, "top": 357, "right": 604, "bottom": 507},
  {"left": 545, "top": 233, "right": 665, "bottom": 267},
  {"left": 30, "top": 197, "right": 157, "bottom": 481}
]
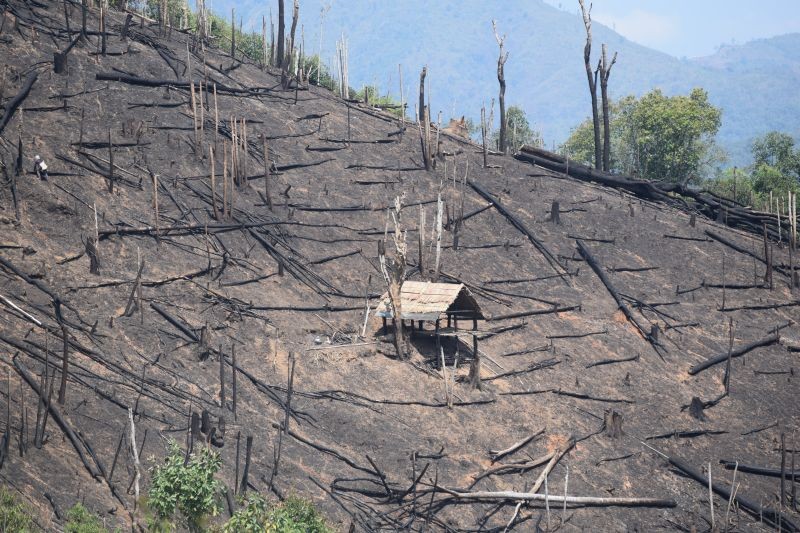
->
[
  {"left": 147, "top": 441, "right": 222, "bottom": 532},
  {"left": 491, "top": 105, "right": 542, "bottom": 153},
  {"left": 561, "top": 89, "right": 724, "bottom": 183},
  {"left": 749, "top": 131, "right": 800, "bottom": 198},
  {"left": 751, "top": 163, "right": 799, "bottom": 196},
  {"left": 703, "top": 167, "right": 755, "bottom": 206},
  {"left": 752, "top": 131, "right": 798, "bottom": 173}
]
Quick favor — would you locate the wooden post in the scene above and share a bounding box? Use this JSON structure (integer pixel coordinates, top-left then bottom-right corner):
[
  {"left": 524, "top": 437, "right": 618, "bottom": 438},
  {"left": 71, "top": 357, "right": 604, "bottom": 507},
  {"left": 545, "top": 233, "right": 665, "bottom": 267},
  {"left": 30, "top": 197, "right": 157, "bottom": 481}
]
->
[
  {"left": 190, "top": 80, "right": 198, "bottom": 152},
  {"left": 469, "top": 317, "right": 481, "bottom": 390},
  {"left": 263, "top": 135, "right": 272, "bottom": 210},
  {"left": 481, "top": 106, "right": 488, "bottom": 168},
  {"left": 152, "top": 172, "right": 160, "bottom": 245},
  {"left": 231, "top": 344, "right": 237, "bottom": 420},
  {"left": 241, "top": 118, "right": 248, "bottom": 187},
  {"left": 763, "top": 224, "right": 773, "bottom": 289},
  {"left": 210, "top": 145, "right": 218, "bottom": 219},
  {"left": 199, "top": 82, "right": 204, "bottom": 154},
  {"left": 107, "top": 128, "right": 114, "bottom": 193},
  {"left": 219, "top": 344, "right": 225, "bottom": 408},
  {"left": 213, "top": 84, "right": 218, "bottom": 151},
  {"left": 222, "top": 140, "right": 229, "bottom": 218}
]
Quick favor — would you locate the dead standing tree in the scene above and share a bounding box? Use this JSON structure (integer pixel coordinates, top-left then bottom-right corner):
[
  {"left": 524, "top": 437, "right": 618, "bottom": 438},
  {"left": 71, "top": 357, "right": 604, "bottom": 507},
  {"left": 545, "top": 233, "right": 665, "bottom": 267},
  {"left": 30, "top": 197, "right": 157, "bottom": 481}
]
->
[
  {"left": 492, "top": 21, "right": 509, "bottom": 154},
  {"left": 379, "top": 197, "right": 408, "bottom": 360},
  {"left": 280, "top": 0, "right": 299, "bottom": 89},
  {"left": 417, "top": 66, "right": 433, "bottom": 171},
  {"left": 579, "top": 0, "right": 601, "bottom": 170},
  {"left": 276, "top": 0, "right": 285, "bottom": 76},
  {"left": 599, "top": 43, "right": 617, "bottom": 172}
]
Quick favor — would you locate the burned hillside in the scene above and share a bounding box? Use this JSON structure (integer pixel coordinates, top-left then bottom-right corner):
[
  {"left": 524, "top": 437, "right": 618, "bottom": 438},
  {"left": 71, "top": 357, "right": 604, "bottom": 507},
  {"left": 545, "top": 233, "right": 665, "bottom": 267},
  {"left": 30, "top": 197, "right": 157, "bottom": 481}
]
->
[{"left": 0, "top": 1, "right": 799, "bottom": 531}]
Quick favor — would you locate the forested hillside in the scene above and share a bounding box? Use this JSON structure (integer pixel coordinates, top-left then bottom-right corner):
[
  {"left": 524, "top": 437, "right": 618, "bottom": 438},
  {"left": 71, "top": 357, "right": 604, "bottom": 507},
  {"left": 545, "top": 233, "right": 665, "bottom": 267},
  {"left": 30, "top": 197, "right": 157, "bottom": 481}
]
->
[{"left": 223, "top": 0, "right": 800, "bottom": 164}]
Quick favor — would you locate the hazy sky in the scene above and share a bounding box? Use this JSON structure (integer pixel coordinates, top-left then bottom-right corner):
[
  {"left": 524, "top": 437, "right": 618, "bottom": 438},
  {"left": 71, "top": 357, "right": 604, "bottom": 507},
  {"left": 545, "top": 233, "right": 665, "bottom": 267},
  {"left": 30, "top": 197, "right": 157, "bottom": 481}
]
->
[{"left": 543, "top": 0, "right": 800, "bottom": 58}]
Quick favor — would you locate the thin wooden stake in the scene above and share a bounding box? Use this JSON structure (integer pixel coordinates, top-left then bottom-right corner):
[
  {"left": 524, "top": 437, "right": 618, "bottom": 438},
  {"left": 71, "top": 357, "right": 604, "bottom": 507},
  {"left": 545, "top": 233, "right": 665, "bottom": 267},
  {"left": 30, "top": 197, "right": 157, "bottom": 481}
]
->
[
  {"left": 210, "top": 146, "right": 218, "bottom": 219},
  {"left": 709, "top": 462, "right": 715, "bottom": 529},
  {"left": 128, "top": 407, "right": 141, "bottom": 504},
  {"left": 231, "top": 343, "right": 237, "bottom": 421},
  {"left": 219, "top": 344, "right": 225, "bottom": 407}
]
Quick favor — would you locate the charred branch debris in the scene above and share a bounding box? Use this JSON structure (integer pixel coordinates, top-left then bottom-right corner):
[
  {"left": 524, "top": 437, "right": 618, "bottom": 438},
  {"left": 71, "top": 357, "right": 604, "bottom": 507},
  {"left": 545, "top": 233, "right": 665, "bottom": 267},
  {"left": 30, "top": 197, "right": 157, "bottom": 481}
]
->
[{"left": 0, "top": 0, "right": 798, "bottom": 531}]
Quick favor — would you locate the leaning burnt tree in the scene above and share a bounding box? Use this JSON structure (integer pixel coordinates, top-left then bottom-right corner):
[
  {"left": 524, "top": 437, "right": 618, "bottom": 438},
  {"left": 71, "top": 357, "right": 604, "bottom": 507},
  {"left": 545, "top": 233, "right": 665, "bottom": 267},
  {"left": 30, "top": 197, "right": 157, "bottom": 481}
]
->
[
  {"left": 578, "top": 0, "right": 601, "bottom": 170},
  {"left": 599, "top": 44, "right": 617, "bottom": 172},
  {"left": 492, "top": 21, "right": 509, "bottom": 154}
]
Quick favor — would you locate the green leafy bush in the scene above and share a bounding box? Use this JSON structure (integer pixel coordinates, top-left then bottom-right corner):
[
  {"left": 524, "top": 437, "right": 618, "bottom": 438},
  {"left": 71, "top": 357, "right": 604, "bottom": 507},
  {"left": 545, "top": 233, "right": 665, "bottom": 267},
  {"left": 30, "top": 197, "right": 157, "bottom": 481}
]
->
[
  {"left": 265, "top": 496, "right": 333, "bottom": 533},
  {"left": 0, "top": 488, "right": 33, "bottom": 532},
  {"left": 223, "top": 493, "right": 268, "bottom": 533},
  {"left": 64, "top": 503, "right": 109, "bottom": 533},
  {"left": 222, "top": 494, "right": 332, "bottom": 533},
  {"left": 147, "top": 441, "right": 222, "bottom": 532}
]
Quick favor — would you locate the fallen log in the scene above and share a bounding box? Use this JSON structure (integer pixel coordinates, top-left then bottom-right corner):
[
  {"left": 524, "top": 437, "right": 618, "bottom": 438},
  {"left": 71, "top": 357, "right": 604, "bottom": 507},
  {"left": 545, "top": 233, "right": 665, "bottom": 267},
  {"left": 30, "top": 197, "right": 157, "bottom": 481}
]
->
[
  {"left": 440, "top": 488, "right": 676, "bottom": 508},
  {"left": 705, "top": 230, "right": 789, "bottom": 276},
  {"left": 576, "top": 240, "right": 661, "bottom": 354},
  {"left": 720, "top": 460, "right": 800, "bottom": 480},
  {"left": 660, "top": 450, "right": 799, "bottom": 531},
  {"left": 95, "top": 72, "right": 263, "bottom": 96},
  {"left": 488, "top": 428, "right": 545, "bottom": 462},
  {"left": 0, "top": 72, "right": 37, "bottom": 135},
  {"left": 13, "top": 357, "right": 99, "bottom": 479},
  {"left": 516, "top": 145, "right": 791, "bottom": 239},
  {"left": 487, "top": 305, "right": 579, "bottom": 322},
  {"left": 688, "top": 332, "right": 780, "bottom": 375},
  {"left": 149, "top": 303, "right": 199, "bottom": 342},
  {"left": 468, "top": 179, "right": 567, "bottom": 277}
]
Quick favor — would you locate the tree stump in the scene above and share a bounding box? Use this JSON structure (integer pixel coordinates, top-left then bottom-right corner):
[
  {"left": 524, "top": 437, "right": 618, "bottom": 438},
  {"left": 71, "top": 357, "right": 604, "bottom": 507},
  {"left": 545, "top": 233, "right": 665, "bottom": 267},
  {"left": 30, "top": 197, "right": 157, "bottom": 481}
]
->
[
  {"left": 84, "top": 236, "right": 99, "bottom": 274},
  {"left": 603, "top": 410, "right": 623, "bottom": 438},
  {"left": 53, "top": 53, "right": 67, "bottom": 74},
  {"left": 549, "top": 201, "right": 561, "bottom": 225}
]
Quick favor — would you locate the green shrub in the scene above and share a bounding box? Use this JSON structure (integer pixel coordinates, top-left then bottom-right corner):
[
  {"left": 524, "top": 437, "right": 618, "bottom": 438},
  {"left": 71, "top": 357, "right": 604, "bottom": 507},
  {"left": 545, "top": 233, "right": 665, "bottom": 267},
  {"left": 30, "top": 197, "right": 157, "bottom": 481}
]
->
[
  {"left": 0, "top": 488, "right": 33, "bottom": 532},
  {"left": 64, "top": 503, "right": 109, "bottom": 533},
  {"left": 147, "top": 441, "right": 222, "bottom": 532},
  {"left": 265, "top": 496, "right": 333, "bottom": 533},
  {"left": 222, "top": 493, "right": 268, "bottom": 533},
  {"left": 222, "top": 494, "right": 332, "bottom": 533}
]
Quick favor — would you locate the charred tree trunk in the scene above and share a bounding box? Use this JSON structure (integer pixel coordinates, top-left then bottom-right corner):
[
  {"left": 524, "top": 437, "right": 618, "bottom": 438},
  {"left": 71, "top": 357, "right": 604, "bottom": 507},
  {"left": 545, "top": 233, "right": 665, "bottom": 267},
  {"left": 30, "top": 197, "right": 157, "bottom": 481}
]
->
[
  {"left": 599, "top": 44, "right": 617, "bottom": 172},
  {"left": 230, "top": 8, "right": 235, "bottom": 59},
  {"left": 492, "top": 21, "right": 509, "bottom": 154},
  {"left": 579, "top": 0, "right": 601, "bottom": 170},
  {"left": 277, "top": 0, "right": 285, "bottom": 70},
  {"left": 418, "top": 67, "right": 432, "bottom": 171}
]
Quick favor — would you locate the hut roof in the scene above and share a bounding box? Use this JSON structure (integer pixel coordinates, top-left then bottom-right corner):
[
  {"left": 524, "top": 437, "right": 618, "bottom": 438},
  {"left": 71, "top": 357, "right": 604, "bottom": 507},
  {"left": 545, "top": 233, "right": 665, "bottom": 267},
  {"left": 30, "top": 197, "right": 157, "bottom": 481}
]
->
[{"left": 374, "top": 281, "right": 484, "bottom": 321}]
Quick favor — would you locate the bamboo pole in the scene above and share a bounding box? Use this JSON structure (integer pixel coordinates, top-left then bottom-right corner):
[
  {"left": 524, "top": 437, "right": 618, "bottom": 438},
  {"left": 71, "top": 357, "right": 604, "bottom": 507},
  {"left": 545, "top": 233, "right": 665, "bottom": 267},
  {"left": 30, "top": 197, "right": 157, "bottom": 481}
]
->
[
  {"left": 213, "top": 83, "right": 218, "bottom": 151},
  {"left": 222, "top": 140, "right": 229, "bottom": 218},
  {"left": 210, "top": 145, "right": 218, "bottom": 219}
]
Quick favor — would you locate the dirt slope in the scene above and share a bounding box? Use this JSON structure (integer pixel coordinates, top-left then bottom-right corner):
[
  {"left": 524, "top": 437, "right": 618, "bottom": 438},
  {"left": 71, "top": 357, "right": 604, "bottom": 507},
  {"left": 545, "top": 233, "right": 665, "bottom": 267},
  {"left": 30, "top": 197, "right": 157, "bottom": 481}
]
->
[{"left": 0, "top": 2, "right": 799, "bottom": 531}]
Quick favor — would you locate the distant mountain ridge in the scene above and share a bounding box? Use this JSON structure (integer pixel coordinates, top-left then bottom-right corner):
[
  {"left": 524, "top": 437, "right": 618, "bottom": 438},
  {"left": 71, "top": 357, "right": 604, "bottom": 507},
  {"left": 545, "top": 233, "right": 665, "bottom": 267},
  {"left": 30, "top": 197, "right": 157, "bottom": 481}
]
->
[{"left": 218, "top": 0, "right": 800, "bottom": 165}]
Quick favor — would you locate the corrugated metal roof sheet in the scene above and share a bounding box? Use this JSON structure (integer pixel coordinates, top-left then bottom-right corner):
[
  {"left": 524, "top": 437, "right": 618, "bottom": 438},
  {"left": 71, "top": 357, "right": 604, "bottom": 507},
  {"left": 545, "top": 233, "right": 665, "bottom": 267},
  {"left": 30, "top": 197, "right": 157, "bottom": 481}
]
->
[{"left": 374, "top": 281, "right": 483, "bottom": 321}]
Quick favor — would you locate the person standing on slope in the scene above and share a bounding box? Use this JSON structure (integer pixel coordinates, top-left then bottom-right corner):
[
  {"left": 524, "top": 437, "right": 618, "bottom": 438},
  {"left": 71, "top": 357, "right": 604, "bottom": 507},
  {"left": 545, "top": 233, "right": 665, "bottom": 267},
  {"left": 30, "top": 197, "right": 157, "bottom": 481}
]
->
[{"left": 33, "top": 155, "right": 49, "bottom": 181}]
